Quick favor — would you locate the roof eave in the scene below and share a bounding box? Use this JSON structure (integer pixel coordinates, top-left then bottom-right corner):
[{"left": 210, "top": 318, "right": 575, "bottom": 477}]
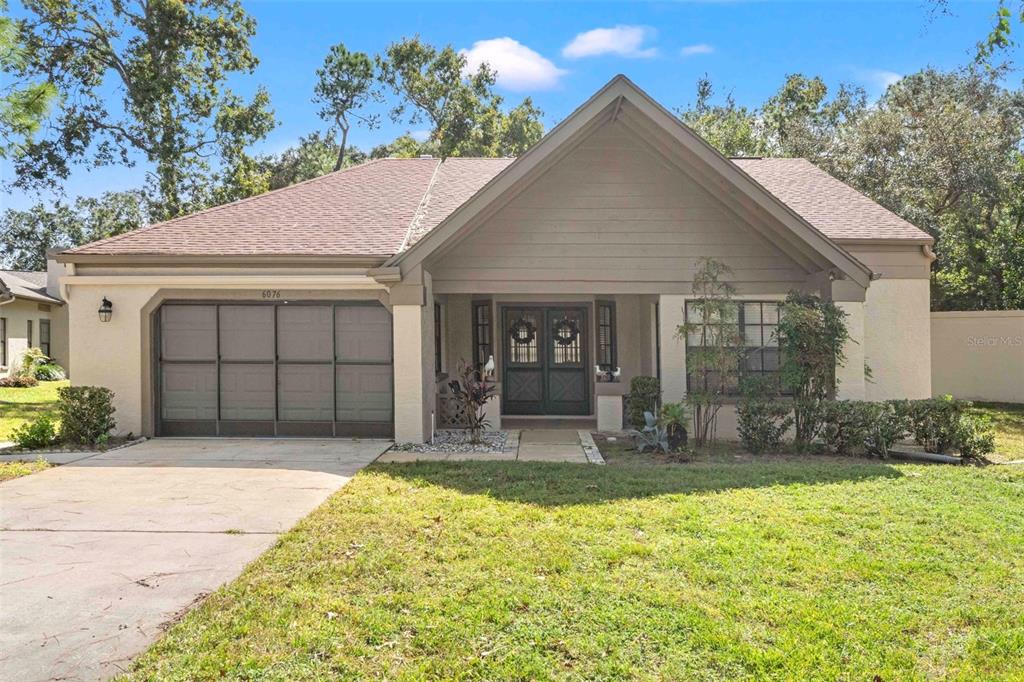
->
[{"left": 56, "top": 252, "right": 392, "bottom": 267}]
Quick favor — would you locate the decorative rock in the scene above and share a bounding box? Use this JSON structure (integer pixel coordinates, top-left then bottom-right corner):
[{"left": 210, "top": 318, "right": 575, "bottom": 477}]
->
[{"left": 393, "top": 430, "right": 509, "bottom": 454}]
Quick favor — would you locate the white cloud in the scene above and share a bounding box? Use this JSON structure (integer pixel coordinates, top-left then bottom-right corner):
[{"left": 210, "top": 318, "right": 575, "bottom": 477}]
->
[
  {"left": 410, "top": 130, "right": 432, "bottom": 143},
  {"left": 460, "top": 37, "right": 567, "bottom": 91},
  {"left": 680, "top": 43, "right": 714, "bottom": 57},
  {"left": 562, "top": 25, "right": 658, "bottom": 60},
  {"left": 855, "top": 68, "right": 902, "bottom": 93}
]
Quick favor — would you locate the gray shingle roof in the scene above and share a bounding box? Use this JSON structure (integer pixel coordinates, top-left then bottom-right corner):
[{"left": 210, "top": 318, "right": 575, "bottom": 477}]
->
[
  {"left": 0, "top": 270, "right": 61, "bottom": 304},
  {"left": 64, "top": 155, "right": 929, "bottom": 259}
]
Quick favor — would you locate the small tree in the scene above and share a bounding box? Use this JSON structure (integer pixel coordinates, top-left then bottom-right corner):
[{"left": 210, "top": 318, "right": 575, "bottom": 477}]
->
[
  {"left": 776, "top": 291, "right": 850, "bottom": 449},
  {"left": 677, "top": 258, "right": 745, "bottom": 446},
  {"left": 447, "top": 359, "right": 497, "bottom": 444}
]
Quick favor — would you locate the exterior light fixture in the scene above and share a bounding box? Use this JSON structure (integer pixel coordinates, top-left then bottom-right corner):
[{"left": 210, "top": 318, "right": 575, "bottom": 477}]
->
[{"left": 98, "top": 297, "right": 113, "bottom": 323}]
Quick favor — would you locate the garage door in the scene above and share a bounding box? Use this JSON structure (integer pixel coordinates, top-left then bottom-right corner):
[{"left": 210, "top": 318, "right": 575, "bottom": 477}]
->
[{"left": 156, "top": 302, "right": 393, "bottom": 437}]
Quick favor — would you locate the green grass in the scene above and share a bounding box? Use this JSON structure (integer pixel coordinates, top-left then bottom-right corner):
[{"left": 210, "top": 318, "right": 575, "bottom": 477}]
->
[
  {"left": 124, "top": 458, "right": 1024, "bottom": 680},
  {"left": 0, "top": 379, "right": 67, "bottom": 441},
  {"left": 0, "top": 458, "right": 50, "bottom": 481},
  {"left": 973, "top": 402, "right": 1024, "bottom": 462}
]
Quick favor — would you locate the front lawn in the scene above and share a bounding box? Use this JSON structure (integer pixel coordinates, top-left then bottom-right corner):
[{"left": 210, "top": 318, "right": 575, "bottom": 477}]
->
[
  {"left": 973, "top": 402, "right": 1024, "bottom": 462},
  {"left": 0, "top": 379, "right": 67, "bottom": 441},
  {"left": 125, "top": 458, "right": 1023, "bottom": 680}
]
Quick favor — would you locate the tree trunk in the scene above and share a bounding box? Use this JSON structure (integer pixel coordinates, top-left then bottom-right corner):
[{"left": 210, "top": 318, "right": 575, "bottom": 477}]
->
[{"left": 333, "top": 121, "right": 349, "bottom": 172}]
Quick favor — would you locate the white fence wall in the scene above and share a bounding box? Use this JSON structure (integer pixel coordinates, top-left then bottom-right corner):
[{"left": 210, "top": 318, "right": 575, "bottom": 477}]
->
[{"left": 931, "top": 310, "right": 1024, "bottom": 404}]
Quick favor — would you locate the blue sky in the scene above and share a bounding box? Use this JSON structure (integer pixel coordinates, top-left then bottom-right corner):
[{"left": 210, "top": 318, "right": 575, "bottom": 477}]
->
[{"left": 1, "top": 0, "right": 1010, "bottom": 210}]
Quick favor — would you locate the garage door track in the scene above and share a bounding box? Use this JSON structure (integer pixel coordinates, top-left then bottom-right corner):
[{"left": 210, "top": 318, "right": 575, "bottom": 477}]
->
[{"left": 0, "top": 438, "right": 389, "bottom": 681}]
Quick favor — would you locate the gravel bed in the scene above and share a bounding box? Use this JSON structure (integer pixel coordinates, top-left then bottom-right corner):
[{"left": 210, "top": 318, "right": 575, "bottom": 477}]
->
[{"left": 393, "top": 430, "right": 510, "bottom": 453}]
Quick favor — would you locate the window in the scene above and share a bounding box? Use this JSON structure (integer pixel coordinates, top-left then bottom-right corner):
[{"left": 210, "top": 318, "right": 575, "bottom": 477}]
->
[
  {"left": 40, "top": 319, "right": 51, "bottom": 357},
  {"left": 26, "top": 319, "right": 32, "bottom": 349},
  {"left": 434, "top": 303, "right": 443, "bottom": 374},
  {"left": 472, "top": 301, "right": 492, "bottom": 369},
  {"left": 596, "top": 300, "right": 617, "bottom": 371},
  {"left": 1, "top": 317, "right": 6, "bottom": 366},
  {"left": 685, "top": 300, "right": 781, "bottom": 394}
]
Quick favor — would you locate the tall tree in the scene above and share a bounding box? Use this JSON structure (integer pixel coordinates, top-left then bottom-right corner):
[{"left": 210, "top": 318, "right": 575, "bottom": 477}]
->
[
  {"left": 12, "top": 0, "right": 275, "bottom": 219},
  {"left": 313, "top": 43, "right": 379, "bottom": 171},
  {"left": 378, "top": 36, "right": 543, "bottom": 158},
  {"left": 0, "top": 0, "right": 56, "bottom": 157}
]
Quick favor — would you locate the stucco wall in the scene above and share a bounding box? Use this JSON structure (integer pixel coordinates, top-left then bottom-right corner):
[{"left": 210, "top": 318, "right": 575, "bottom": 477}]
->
[
  {"left": 931, "top": 310, "right": 1024, "bottom": 403},
  {"left": 1, "top": 299, "right": 58, "bottom": 378},
  {"left": 860, "top": 278, "right": 932, "bottom": 400},
  {"left": 65, "top": 279, "right": 389, "bottom": 437}
]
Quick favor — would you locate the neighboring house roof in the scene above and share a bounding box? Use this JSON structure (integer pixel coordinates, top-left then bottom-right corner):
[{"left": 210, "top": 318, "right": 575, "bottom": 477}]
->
[
  {"left": 61, "top": 78, "right": 929, "bottom": 265},
  {"left": 733, "top": 158, "right": 930, "bottom": 242},
  {"left": 0, "top": 270, "right": 61, "bottom": 305}
]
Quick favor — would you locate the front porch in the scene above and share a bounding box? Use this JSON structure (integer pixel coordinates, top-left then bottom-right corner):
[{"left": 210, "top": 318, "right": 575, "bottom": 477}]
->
[{"left": 433, "top": 295, "right": 662, "bottom": 437}]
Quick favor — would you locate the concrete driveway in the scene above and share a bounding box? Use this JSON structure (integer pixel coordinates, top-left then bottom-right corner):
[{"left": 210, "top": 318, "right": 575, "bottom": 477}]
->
[{"left": 0, "top": 438, "right": 389, "bottom": 681}]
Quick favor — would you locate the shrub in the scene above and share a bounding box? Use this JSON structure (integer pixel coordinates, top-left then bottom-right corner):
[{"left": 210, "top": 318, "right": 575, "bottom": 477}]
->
[
  {"left": 862, "top": 401, "right": 910, "bottom": 458},
  {"left": 11, "top": 415, "right": 57, "bottom": 450},
  {"left": 446, "top": 360, "right": 498, "bottom": 444},
  {"left": 894, "top": 396, "right": 996, "bottom": 461},
  {"left": 819, "top": 401, "right": 876, "bottom": 456},
  {"left": 955, "top": 413, "right": 997, "bottom": 463},
  {"left": 659, "top": 401, "right": 689, "bottom": 451},
  {"left": 0, "top": 375, "right": 39, "bottom": 388},
  {"left": 901, "top": 395, "right": 968, "bottom": 454},
  {"left": 737, "top": 376, "right": 793, "bottom": 454},
  {"left": 34, "top": 363, "right": 66, "bottom": 381},
  {"left": 57, "top": 386, "right": 116, "bottom": 445},
  {"left": 626, "top": 376, "right": 660, "bottom": 429}
]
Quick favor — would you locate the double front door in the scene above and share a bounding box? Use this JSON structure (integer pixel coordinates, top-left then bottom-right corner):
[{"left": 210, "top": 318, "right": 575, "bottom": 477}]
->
[{"left": 502, "top": 306, "right": 589, "bottom": 415}]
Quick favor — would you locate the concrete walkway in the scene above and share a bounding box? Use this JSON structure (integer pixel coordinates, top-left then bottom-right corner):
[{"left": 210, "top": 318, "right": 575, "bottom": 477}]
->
[{"left": 0, "top": 438, "right": 389, "bottom": 682}]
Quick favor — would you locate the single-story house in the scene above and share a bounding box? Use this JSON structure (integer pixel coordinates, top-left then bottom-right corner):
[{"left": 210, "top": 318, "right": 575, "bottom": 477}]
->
[
  {"left": 56, "top": 76, "right": 933, "bottom": 442},
  {"left": 0, "top": 268, "right": 67, "bottom": 378}
]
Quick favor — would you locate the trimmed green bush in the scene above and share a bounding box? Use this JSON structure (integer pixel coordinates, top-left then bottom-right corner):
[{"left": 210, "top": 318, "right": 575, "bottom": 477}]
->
[
  {"left": 34, "top": 363, "right": 67, "bottom": 381},
  {"left": 819, "top": 401, "right": 875, "bottom": 456},
  {"left": 863, "top": 401, "right": 910, "bottom": 458},
  {"left": 736, "top": 376, "right": 793, "bottom": 454},
  {"left": 57, "top": 386, "right": 116, "bottom": 445},
  {"left": 626, "top": 376, "right": 660, "bottom": 429},
  {"left": 11, "top": 415, "right": 57, "bottom": 450}
]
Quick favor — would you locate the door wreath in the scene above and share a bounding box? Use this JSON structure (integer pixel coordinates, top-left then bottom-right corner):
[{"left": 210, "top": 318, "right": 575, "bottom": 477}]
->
[
  {"left": 552, "top": 317, "right": 580, "bottom": 346},
  {"left": 509, "top": 317, "right": 537, "bottom": 344}
]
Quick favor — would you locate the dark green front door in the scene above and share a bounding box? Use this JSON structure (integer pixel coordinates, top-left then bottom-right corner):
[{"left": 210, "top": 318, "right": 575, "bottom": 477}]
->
[{"left": 502, "top": 306, "right": 589, "bottom": 415}]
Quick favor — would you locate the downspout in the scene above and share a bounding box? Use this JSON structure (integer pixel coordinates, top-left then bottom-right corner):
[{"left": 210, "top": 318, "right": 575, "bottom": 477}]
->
[{"left": 922, "top": 244, "right": 937, "bottom": 262}]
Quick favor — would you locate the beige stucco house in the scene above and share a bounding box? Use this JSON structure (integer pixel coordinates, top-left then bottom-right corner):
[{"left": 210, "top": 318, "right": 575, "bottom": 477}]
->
[
  {"left": 0, "top": 268, "right": 67, "bottom": 378},
  {"left": 55, "top": 76, "right": 933, "bottom": 442}
]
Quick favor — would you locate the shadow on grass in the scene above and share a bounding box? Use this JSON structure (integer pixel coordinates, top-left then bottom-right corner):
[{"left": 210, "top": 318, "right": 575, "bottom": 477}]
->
[{"left": 374, "top": 458, "right": 905, "bottom": 507}]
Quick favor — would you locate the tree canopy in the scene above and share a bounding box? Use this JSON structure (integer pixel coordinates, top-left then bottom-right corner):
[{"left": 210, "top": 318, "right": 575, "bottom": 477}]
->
[
  {"left": 11, "top": 0, "right": 275, "bottom": 220},
  {"left": 678, "top": 68, "right": 1024, "bottom": 311}
]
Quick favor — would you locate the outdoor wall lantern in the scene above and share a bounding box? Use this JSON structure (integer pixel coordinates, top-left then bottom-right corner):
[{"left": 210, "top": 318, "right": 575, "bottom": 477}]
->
[{"left": 98, "top": 297, "right": 113, "bottom": 323}]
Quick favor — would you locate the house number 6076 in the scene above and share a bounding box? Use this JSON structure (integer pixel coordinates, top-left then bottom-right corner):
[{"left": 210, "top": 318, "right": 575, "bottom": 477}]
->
[{"left": 262, "top": 289, "right": 281, "bottom": 299}]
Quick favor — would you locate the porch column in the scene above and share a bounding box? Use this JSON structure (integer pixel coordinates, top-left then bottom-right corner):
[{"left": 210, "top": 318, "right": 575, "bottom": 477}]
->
[
  {"left": 658, "top": 294, "right": 687, "bottom": 403},
  {"left": 835, "top": 301, "right": 867, "bottom": 400},
  {"left": 391, "top": 269, "right": 435, "bottom": 444}
]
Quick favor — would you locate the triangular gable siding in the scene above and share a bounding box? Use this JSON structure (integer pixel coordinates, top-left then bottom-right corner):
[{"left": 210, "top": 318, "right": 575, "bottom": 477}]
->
[{"left": 429, "top": 121, "right": 809, "bottom": 294}]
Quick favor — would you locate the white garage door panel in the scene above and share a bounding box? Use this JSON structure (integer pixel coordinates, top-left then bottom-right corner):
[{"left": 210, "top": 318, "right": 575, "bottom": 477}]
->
[{"left": 336, "top": 365, "right": 392, "bottom": 422}]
